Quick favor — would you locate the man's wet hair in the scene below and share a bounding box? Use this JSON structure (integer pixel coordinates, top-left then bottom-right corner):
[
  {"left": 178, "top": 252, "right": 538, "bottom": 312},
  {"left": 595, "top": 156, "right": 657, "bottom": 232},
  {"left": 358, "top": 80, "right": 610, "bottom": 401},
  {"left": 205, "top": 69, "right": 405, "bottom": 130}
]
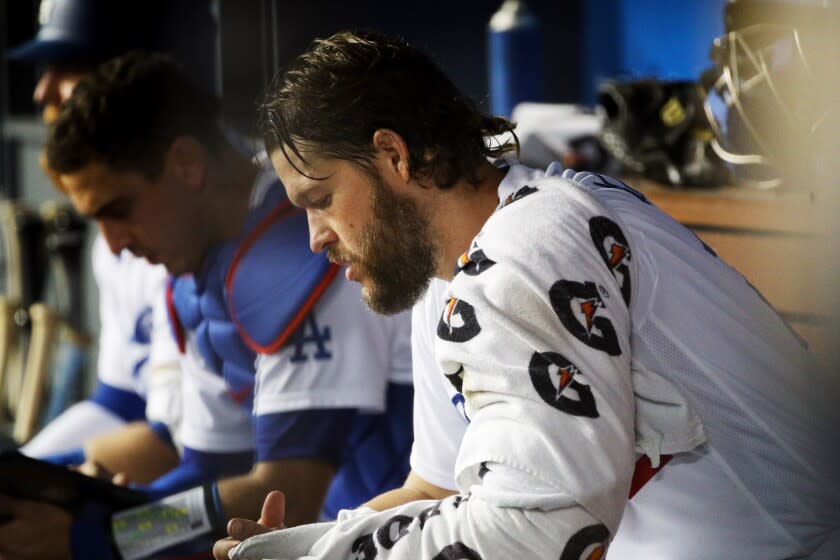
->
[
  {"left": 259, "top": 30, "right": 518, "bottom": 188},
  {"left": 47, "top": 51, "right": 224, "bottom": 178}
]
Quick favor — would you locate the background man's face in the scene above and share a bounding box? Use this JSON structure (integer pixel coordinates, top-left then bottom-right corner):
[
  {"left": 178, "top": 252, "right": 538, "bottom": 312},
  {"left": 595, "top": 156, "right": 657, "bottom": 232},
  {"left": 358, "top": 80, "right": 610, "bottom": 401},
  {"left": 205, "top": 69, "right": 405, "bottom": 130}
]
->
[
  {"left": 33, "top": 63, "right": 93, "bottom": 122},
  {"left": 58, "top": 160, "right": 207, "bottom": 275}
]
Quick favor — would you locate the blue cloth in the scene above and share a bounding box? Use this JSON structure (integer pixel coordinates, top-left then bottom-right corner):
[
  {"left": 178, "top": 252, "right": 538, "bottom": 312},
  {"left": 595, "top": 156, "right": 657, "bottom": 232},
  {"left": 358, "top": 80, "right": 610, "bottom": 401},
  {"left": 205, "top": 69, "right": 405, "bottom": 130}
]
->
[
  {"left": 148, "top": 420, "right": 175, "bottom": 449},
  {"left": 90, "top": 380, "right": 146, "bottom": 422},
  {"left": 322, "top": 382, "right": 414, "bottom": 519},
  {"left": 254, "top": 408, "right": 357, "bottom": 465},
  {"left": 40, "top": 447, "right": 86, "bottom": 467},
  {"left": 69, "top": 503, "right": 116, "bottom": 560},
  {"left": 167, "top": 179, "right": 336, "bottom": 409}
]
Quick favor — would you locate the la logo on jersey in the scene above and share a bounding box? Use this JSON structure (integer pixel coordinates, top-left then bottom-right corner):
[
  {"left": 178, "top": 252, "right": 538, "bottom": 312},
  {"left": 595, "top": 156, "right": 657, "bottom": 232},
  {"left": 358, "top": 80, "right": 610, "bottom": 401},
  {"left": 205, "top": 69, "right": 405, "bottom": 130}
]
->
[
  {"left": 589, "top": 216, "right": 632, "bottom": 306},
  {"left": 550, "top": 280, "right": 621, "bottom": 356},
  {"left": 529, "top": 351, "right": 599, "bottom": 418},
  {"left": 289, "top": 312, "right": 332, "bottom": 363}
]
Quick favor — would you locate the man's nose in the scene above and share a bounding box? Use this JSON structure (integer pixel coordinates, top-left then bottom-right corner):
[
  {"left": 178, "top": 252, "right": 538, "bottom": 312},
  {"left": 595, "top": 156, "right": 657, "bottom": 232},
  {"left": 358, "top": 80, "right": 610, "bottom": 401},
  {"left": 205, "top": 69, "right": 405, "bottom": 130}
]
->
[
  {"left": 307, "top": 212, "right": 336, "bottom": 254},
  {"left": 33, "top": 70, "right": 58, "bottom": 106}
]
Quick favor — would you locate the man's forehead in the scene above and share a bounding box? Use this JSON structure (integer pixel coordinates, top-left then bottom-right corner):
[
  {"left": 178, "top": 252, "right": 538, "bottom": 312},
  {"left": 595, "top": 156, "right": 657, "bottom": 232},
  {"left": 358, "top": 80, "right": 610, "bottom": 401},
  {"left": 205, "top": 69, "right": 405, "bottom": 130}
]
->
[
  {"left": 58, "top": 161, "right": 123, "bottom": 214},
  {"left": 270, "top": 147, "right": 331, "bottom": 190},
  {"left": 270, "top": 145, "right": 323, "bottom": 174}
]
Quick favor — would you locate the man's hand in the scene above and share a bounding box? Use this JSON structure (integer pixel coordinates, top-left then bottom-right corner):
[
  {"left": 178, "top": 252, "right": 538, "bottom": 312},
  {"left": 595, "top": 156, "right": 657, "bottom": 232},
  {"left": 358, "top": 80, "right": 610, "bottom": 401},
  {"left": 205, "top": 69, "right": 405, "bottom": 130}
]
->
[
  {"left": 72, "top": 459, "right": 114, "bottom": 480},
  {"left": 0, "top": 494, "right": 72, "bottom": 560},
  {"left": 213, "top": 491, "right": 285, "bottom": 560}
]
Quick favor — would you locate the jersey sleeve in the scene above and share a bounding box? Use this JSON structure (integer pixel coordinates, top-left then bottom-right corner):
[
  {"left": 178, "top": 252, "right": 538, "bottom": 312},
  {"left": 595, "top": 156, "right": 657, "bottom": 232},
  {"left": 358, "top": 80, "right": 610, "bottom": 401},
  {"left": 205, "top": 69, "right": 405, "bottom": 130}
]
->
[
  {"left": 251, "top": 276, "right": 399, "bottom": 460},
  {"left": 94, "top": 237, "right": 171, "bottom": 398},
  {"left": 93, "top": 236, "right": 135, "bottom": 393}
]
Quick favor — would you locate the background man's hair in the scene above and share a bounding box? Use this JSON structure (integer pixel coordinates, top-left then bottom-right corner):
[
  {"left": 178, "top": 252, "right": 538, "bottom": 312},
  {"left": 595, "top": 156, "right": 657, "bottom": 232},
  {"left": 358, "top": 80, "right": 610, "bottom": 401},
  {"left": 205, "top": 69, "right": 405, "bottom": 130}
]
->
[
  {"left": 259, "top": 30, "right": 518, "bottom": 188},
  {"left": 46, "top": 51, "right": 224, "bottom": 178}
]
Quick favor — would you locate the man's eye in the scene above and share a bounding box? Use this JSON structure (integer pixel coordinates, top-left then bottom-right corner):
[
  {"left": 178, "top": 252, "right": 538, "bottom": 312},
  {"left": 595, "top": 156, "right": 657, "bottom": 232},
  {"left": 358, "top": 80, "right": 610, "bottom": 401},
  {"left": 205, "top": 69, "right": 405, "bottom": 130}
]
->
[
  {"left": 98, "top": 199, "right": 133, "bottom": 220},
  {"left": 312, "top": 195, "right": 332, "bottom": 209}
]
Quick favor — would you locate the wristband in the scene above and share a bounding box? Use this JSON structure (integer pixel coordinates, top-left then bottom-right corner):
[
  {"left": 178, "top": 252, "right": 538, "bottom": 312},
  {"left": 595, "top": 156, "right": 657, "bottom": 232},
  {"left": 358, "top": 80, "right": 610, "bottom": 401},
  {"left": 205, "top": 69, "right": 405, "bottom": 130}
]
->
[
  {"left": 111, "top": 484, "right": 224, "bottom": 560},
  {"left": 40, "top": 447, "right": 86, "bottom": 467}
]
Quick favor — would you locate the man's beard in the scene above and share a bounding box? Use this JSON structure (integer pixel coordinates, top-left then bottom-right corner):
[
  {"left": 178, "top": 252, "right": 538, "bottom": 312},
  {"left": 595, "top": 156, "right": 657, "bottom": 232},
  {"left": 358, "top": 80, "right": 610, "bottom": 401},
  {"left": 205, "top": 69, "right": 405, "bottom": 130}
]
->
[{"left": 330, "top": 174, "right": 436, "bottom": 315}]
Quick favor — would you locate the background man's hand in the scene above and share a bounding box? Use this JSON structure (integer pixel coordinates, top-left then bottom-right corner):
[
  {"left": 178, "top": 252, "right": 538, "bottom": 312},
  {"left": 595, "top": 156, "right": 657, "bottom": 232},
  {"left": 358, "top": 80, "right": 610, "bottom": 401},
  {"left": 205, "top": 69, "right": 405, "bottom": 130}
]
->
[
  {"left": 72, "top": 459, "right": 114, "bottom": 480},
  {"left": 213, "top": 491, "right": 286, "bottom": 560},
  {"left": 0, "top": 494, "right": 72, "bottom": 560}
]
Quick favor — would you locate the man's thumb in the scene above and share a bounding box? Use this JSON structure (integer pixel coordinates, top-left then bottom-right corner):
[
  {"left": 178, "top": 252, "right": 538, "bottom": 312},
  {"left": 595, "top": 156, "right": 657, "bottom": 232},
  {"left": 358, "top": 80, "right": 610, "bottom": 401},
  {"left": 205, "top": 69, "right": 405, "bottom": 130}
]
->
[{"left": 258, "top": 490, "right": 286, "bottom": 530}]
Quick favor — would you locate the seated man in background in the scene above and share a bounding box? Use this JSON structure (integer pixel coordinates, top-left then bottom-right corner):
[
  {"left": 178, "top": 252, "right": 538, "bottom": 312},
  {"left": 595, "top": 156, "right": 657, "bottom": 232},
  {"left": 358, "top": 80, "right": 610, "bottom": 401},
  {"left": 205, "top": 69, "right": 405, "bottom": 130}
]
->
[
  {"left": 217, "top": 29, "right": 839, "bottom": 560},
  {"left": 5, "top": 0, "right": 219, "bottom": 477},
  {"left": 25, "top": 235, "right": 183, "bottom": 482},
  {"left": 0, "top": 51, "right": 413, "bottom": 560}
]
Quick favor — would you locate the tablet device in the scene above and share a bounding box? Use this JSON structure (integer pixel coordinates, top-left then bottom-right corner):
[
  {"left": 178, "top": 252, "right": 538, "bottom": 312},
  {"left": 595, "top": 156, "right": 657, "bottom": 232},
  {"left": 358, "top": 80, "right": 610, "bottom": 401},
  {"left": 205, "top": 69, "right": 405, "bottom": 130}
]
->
[{"left": 0, "top": 450, "right": 147, "bottom": 512}]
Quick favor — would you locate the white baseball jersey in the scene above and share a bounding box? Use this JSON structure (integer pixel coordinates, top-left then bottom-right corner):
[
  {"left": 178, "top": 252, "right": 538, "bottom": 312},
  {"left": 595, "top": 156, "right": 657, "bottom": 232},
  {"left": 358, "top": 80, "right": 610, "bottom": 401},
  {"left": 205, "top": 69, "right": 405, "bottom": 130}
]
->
[
  {"left": 178, "top": 276, "right": 413, "bottom": 454},
  {"left": 23, "top": 235, "right": 181, "bottom": 457},
  {"left": 230, "top": 162, "right": 840, "bottom": 560},
  {"left": 178, "top": 166, "right": 413, "bottom": 456},
  {"left": 94, "top": 236, "right": 180, "bottom": 402}
]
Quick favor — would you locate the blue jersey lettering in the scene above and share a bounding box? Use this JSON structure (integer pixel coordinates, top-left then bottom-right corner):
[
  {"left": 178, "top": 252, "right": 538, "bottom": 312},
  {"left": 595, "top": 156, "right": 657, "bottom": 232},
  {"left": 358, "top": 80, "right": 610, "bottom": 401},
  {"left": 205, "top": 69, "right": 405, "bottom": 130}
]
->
[{"left": 290, "top": 312, "right": 333, "bottom": 362}]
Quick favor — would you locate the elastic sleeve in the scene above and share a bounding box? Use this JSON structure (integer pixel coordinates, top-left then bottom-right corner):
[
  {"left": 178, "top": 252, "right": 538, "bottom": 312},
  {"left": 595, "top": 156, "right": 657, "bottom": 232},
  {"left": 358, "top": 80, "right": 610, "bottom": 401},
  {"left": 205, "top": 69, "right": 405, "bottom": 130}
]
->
[
  {"left": 39, "top": 447, "right": 85, "bottom": 466},
  {"left": 254, "top": 409, "right": 356, "bottom": 464},
  {"left": 90, "top": 381, "right": 146, "bottom": 422}
]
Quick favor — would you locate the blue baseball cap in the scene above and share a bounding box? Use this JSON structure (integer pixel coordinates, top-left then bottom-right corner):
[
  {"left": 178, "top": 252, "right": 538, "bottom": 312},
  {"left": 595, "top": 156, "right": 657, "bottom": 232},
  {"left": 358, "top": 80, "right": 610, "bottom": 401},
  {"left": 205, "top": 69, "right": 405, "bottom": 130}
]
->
[
  {"left": 7, "top": 0, "right": 219, "bottom": 94},
  {"left": 7, "top": 0, "right": 162, "bottom": 64}
]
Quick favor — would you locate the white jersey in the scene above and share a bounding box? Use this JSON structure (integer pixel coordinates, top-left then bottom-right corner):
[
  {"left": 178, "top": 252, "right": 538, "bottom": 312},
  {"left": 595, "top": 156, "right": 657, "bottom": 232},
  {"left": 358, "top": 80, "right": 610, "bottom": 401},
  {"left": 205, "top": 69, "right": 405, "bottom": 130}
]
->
[
  {"left": 417, "top": 163, "right": 840, "bottom": 559},
  {"left": 179, "top": 275, "right": 413, "bottom": 454},
  {"left": 23, "top": 236, "right": 181, "bottom": 457},
  {"left": 178, "top": 166, "right": 413, "bottom": 455},
  {"left": 231, "top": 162, "right": 839, "bottom": 560},
  {"left": 93, "top": 236, "right": 180, "bottom": 401}
]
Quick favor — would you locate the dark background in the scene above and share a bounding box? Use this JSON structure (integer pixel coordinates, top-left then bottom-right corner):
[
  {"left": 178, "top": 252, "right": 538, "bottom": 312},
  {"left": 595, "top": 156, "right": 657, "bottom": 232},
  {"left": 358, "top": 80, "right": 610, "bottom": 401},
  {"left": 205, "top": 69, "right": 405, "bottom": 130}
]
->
[{"left": 2, "top": 0, "right": 726, "bottom": 131}]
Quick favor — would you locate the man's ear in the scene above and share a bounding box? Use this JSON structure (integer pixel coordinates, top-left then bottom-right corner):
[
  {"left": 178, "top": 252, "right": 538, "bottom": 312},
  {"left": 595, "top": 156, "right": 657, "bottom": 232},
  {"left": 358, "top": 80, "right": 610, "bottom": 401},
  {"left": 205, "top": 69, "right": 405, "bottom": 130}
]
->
[
  {"left": 372, "top": 129, "right": 411, "bottom": 183},
  {"left": 166, "top": 136, "right": 206, "bottom": 191}
]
